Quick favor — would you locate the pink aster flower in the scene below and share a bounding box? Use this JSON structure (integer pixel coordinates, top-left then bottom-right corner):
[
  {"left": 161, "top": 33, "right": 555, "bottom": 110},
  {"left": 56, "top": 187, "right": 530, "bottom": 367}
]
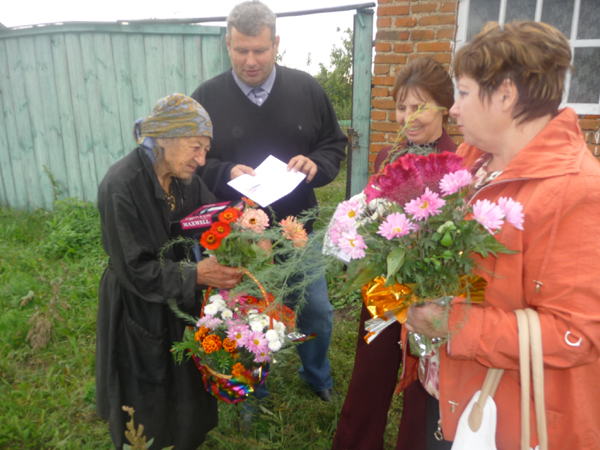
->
[
  {"left": 196, "top": 316, "right": 223, "bottom": 330},
  {"left": 377, "top": 213, "right": 415, "bottom": 240},
  {"left": 439, "top": 169, "right": 473, "bottom": 196},
  {"left": 238, "top": 209, "right": 270, "bottom": 234},
  {"left": 472, "top": 199, "right": 505, "bottom": 233},
  {"left": 328, "top": 222, "right": 348, "bottom": 245},
  {"left": 244, "top": 330, "right": 269, "bottom": 354},
  {"left": 404, "top": 188, "right": 446, "bottom": 220},
  {"left": 254, "top": 349, "right": 272, "bottom": 363},
  {"left": 337, "top": 230, "right": 367, "bottom": 260},
  {"left": 226, "top": 323, "right": 250, "bottom": 347},
  {"left": 334, "top": 199, "right": 364, "bottom": 226},
  {"left": 497, "top": 197, "right": 524, "bottom": 230}
]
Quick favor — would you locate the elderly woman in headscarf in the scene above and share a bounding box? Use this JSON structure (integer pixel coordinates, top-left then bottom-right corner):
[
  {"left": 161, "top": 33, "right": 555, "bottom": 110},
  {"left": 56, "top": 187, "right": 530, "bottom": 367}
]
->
[{"left": 95, "top": 94, "right": 242, "bottom": 450}]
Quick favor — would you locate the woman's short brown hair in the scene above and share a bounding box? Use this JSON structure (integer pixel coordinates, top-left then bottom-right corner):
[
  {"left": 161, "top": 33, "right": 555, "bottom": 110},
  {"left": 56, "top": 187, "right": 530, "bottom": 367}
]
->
[
  {"left": 453, "top": 21, "right": 572, "bottom": 124},
  {"left": 391, "top": 57, "right": 455, "bottom": 123}
]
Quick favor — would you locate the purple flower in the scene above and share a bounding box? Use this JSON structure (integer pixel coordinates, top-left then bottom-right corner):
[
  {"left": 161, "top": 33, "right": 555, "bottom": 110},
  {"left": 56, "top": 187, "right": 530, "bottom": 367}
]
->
[
  {"left": 404, "top": 188, "right": 446, "bottom": 220},
  {"left": 377, "top": 213, "right": 415, "bottom": 240},
  {"left": 497, "top": 197, "right": 524, "bottom": 230},
  {"left": 338, "top": 230, "right": 367, "bottom": 260},
  {"left": 439, "top": 169, "right": 472, "bottom": 196},
  {"left": 472, "top": 199, "right": 505, "bottom": 233},
  {"left": 334, "top": 199, "right": 364, "bottom": 226}
]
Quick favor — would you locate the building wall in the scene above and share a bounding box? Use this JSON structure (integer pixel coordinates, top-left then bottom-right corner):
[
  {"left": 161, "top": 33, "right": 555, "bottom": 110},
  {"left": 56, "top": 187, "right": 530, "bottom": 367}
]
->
[{"left": 369, "top": 0, "right": 600, "bottom": 172}]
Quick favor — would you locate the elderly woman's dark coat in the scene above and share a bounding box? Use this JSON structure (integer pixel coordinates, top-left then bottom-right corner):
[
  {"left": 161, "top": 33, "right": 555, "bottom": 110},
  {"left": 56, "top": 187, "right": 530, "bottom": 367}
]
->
[{"left": 96, "top": 147, "right": 218, "bottom": 450}]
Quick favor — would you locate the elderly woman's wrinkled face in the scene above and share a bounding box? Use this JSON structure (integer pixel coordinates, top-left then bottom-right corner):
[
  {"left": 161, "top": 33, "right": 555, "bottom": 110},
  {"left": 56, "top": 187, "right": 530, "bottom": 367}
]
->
[
  {"left": 395, "top": 88, "right": 445, "bottom": 145},
  {"left": 158, "top": 136, "right": 211, "bottom": 179}
]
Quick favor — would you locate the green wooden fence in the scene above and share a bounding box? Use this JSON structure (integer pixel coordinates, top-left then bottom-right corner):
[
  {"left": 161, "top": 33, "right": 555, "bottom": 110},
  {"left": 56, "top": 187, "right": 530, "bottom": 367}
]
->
[{"left": 0, "top": 22, "right": 230, "bottom": 209}]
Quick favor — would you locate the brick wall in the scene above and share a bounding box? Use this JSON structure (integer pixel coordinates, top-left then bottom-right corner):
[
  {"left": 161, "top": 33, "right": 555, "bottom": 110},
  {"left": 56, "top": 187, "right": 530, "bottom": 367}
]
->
[{"left": 369, "top": 0, "right": 600, "bottom": 172}]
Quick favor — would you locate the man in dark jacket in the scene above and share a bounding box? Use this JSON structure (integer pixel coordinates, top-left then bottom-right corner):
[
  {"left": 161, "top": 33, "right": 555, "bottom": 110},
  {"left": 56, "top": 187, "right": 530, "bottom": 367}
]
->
[{"left": 191, "top": 1, "right": 347, "bottom": 402}]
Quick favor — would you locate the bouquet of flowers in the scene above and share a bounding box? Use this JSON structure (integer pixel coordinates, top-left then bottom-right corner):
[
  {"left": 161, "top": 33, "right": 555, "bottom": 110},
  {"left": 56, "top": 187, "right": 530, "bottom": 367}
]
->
[
  {"left": 325, "top": 151, "right": 523, "bottom": 349},
  {"left": 171, "top": 198, "right": 321, "bottom": 402},
  {"left": 171, "top": 275, "right": 302, "bottom": 403},
  {"left": 198, "top": 197, "right": 312, "bottom": 300}
]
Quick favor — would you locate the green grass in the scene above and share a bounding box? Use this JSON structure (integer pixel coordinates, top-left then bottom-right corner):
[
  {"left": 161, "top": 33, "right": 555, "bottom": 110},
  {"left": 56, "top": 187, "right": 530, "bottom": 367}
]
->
[{"left": 0, "top": 167, "right": 402, "bottom": 449}]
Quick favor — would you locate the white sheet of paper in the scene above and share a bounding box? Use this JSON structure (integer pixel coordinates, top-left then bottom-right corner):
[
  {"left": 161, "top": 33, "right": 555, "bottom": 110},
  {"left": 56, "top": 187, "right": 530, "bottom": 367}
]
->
[{"left": 227, "top": 155, "right": 307, "bottom": 207}]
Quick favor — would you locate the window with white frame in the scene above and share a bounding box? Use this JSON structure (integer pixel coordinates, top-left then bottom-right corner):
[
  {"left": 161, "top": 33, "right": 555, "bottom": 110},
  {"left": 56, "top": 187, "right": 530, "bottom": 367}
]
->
[{"left": 455, "top": 0, "right": 600, "bottom": 115}]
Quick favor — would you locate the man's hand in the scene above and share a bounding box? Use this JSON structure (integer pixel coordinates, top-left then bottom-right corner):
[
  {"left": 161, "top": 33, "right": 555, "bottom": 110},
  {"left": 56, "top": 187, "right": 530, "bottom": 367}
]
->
[
  {"left": 287, "top": 155, "right": 317, "bottom": 183},
  {"left": 230, "top": 164, "right": 256, "bottom": 180},
  {"left": 404, "top": 302, "right": 449, "bottom": 338},
  {"left": 196, "top": 257, "right": 242, "bottom": 289}
]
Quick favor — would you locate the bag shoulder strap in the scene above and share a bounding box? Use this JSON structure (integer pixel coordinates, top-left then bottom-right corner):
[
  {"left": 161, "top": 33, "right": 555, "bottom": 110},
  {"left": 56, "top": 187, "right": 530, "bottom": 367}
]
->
[
  {"left": 525, "top": 308, "right": 548, "bottom": 450},
  {"left": 516, "top": 308, "right": 548, "bottom": 450},
  {"left": 515, "top": 309, "right": 531, "bottom": 450}
]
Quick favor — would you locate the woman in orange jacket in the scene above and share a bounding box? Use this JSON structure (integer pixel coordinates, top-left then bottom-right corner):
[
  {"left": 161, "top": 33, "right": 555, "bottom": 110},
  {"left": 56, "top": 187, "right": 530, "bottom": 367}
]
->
[{"left": 403, "top": 21, "right": 600, "bottom": 449}]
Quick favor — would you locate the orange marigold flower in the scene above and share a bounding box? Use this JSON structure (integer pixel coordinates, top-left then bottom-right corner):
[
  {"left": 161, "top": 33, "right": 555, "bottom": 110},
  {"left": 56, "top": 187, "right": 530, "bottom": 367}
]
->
[
  {"left": 210, "top": 221, "right": 231, "bottom": 239},
  {"left": 201, "top": 334, "right": 222, "bottom": 354},
  {"left": 200, "top": 229, "right": 222, "bottom": 250},
  {"left": 195, "top": 326, "right": 209, "bottom": 342},
  {"left": 232, "top": 362, "right": 245, "bottom": 377},
  {"left": 218, "top": 207, "right": 241, "bottom": 224},
  {"left": 223, "top": 337, "right": 237, "bottom": 353}
]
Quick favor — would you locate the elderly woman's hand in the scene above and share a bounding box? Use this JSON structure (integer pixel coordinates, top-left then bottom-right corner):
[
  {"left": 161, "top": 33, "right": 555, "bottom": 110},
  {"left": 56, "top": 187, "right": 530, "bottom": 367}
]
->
[
  {"left": 405, "top": 302, "right": 449, "bottom": 338},
  {"left": 196, "top": 257, "right": 242, "bottom": 289}
]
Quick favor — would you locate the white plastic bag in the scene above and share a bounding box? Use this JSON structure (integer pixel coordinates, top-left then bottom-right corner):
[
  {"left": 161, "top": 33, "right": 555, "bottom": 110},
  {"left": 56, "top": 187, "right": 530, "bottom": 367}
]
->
[{"left": 451, "top": 390, "right": 498, "bottom": 450}]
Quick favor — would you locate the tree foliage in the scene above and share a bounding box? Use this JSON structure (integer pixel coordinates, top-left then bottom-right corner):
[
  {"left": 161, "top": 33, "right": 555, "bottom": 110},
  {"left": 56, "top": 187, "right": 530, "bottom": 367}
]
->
[{"left": 315, "top": 28, "right": 353, "bottom": 121}]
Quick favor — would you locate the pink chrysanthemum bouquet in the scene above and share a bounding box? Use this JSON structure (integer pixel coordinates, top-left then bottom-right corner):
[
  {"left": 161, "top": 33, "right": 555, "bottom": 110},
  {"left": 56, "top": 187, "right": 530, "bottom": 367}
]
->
[{"left": 325, "top": 152, "right": 523, "bottom": 344}]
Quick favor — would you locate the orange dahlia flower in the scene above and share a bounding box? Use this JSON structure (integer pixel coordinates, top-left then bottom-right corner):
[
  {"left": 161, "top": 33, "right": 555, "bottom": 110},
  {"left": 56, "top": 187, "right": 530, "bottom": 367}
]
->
[
  {"left": 218, "top": 207, "right": 241, "bottom": 224},
  {"left": 211, "top": 221, "right": 231, "bottom": 238},
  {"left": 200, "top": 229, "right": 221, "bottom": 250}
]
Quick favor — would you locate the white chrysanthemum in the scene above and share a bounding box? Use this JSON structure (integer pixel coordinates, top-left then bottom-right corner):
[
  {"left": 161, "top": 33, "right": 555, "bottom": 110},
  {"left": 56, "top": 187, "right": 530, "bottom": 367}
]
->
[
  {"left": 204, "top": 303, "right": 219, "bottom": 316},
  {"left": 265, "top": 329, "right": 280, "bottom": 342},
  {"left": 369, "top": 198, "right": 394, "bottom": 216},
  {"left": 208, "top": 294, "right": 224, "bottom": 303},
  {"left": 274, "top": 321, "right": 287, "bottom": 337},
  {"left": 250, "top": 320, "right": 265, "bottom": 332},
  {"left": 221, "top": 309, "right": 233, "bottom": 320},
  {"left": 268, "top": 339, "right": 282, "bottom": 352},
  {"left": 350, "top": 192, "right": 367, "bottom": 207}
]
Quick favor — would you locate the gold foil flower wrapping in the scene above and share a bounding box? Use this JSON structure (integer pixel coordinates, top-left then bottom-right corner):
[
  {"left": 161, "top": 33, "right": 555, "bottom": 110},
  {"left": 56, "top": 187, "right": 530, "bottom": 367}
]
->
[{"left": 362, "top": 275, "right": 488, "bottom": 324}]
